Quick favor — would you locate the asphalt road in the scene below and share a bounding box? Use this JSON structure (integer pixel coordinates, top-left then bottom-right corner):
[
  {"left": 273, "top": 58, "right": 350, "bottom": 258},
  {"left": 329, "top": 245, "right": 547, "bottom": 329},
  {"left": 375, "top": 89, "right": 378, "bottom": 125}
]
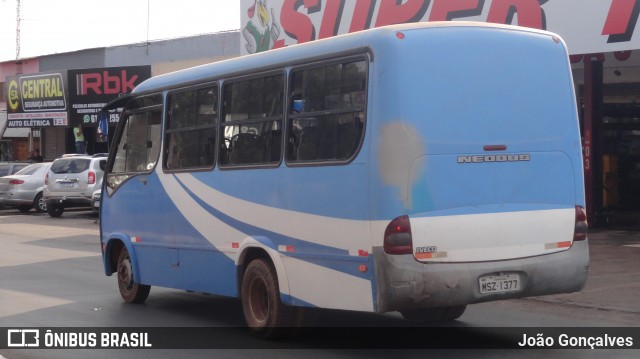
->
[{"left": 0, "top": 209, "right": 639, "bottom": 358}]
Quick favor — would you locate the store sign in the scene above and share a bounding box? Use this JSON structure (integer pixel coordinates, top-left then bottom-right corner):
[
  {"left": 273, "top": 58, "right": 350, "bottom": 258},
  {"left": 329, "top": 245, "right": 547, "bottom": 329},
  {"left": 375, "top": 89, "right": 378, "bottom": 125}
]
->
[
  {"left": 67, "top": 66, "right": 151, "bottom": 127},
  {"left": 240, "top": 0, "right": 640, "bottom": 56},
  {"left": 5, "top": 72, "right": 68, "bottom": 128}
]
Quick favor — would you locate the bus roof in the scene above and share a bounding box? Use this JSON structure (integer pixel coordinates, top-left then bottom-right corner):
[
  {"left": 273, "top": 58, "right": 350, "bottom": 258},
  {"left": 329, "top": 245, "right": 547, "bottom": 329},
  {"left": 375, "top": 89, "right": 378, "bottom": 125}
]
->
[{"left": 131, "top": 21, "right": 560, "bottom": 96}]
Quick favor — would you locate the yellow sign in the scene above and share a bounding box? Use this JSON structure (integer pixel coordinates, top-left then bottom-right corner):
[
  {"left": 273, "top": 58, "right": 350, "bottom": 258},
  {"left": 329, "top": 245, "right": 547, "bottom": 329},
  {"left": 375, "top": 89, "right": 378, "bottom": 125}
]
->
[{"left": 7, "top": 79, "right": 19, "bottom": 111}]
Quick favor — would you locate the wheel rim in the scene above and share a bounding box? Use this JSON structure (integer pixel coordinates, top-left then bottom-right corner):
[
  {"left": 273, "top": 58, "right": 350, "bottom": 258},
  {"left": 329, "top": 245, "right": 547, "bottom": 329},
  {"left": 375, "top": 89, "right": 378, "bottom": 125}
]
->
[
  {"left": 38, "top": 197, "right": 47, "bottom": 211},
  {"left": 248, "top": 277, "right": 269, "bottom": 325},
  {"left": 118, "top": 256, "right": 134, "bottom": 292}
]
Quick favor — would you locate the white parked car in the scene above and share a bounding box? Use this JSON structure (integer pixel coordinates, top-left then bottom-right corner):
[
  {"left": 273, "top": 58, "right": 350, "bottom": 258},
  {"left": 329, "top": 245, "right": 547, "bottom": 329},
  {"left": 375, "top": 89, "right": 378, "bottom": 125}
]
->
[
  {"left": 44, "top": 154, "right": 107, "bottom": 217},
  {"left": 0, "top": 162, "right": 52, "bottom": 212}
]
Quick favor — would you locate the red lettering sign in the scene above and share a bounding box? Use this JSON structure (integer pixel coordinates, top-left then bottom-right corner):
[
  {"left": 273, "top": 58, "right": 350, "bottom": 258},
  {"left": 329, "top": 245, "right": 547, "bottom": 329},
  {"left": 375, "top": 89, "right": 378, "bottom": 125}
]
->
[
  {"left": 319, "top": 0, "right": 346, "bottom": 39},
  {"left": 375, "top": 0, "right": 430, "bottom": 27},
  {"left": 602, "top": 0, "right": 640, "bottom": 43},
  {"left": 77, "top": 71, "right": 139, "bottom": 96},
  {"left": 486, "top": 0, "right": 546, "bottom": 29},
  {"left": 281, "top": 0, "right": 320, "bottom": 44},
  {"left": 429, "top": 0, "right": 483, "bottom": 21},
  {"left": 349, "top": 0, "right": 375, "bottom": 32}
]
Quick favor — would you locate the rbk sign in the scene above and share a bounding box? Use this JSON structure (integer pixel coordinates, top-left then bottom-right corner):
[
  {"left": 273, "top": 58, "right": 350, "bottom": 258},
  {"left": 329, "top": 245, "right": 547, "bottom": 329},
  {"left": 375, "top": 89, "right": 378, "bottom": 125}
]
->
[
  {"left": 70, "top": 66, "right": 151, "bottom": 98},
  {"left": 67, "top": 66, "right": 151, "bottom": 126},
  {"left": 240, "top": 0, "right": 640, "bottom": 55},
  {"left": 76, "top": 70, "right": 139, "bottom": 95}
]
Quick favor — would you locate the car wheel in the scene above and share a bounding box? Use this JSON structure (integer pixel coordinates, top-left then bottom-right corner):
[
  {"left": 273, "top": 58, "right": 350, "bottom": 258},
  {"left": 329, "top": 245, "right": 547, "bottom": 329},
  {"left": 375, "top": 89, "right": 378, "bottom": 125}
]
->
[
  {"left": 34, "top": 193, "right": 47, "bottom": 212},
  {"left": 241, "top": 258, "right": 297, "bottom": 339},
  {"left": 47, "top": 203, "right": 64, "bottom": 217},
  {"left": 117, "top": 247, "right": 150, "bottom": 303},
  {"left": 17, "top": 205, "right": 32, "bottom": 213}
]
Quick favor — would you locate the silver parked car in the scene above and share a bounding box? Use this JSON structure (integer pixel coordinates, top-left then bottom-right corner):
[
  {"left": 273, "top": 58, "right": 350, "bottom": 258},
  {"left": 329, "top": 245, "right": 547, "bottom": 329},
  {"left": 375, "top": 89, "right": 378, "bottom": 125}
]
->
[
  {"left": 44, "top": 154, "right": 108, "bottom": 217},
  {"left": 0, "top": 162, "right": 32, "bottom": 177},
  {"left": 0, "top": 162, "right": 52, "bottom": 212}
]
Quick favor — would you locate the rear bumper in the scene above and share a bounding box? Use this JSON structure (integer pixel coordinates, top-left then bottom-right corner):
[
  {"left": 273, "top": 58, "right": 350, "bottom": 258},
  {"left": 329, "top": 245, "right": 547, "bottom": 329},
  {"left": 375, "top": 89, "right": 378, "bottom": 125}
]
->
[
  {"left": 373, "top": 239, "right": 589, "bottom": 312},
  {"left": 45, "top": 195, "right": 92, "bottom": 208},
  {"left": 0, "top": 192, "right": 36, "bottom": 206}
]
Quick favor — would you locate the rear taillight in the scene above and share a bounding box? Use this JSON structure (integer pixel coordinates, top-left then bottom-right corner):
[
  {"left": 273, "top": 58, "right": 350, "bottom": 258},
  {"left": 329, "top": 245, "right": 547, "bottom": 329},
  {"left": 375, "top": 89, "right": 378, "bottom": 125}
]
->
[
  {"left": 9, "top": 179, "right": 24, "bottom": 185},
  {"left": 384, "top": 215, "right": 413, "bottom": 255},
  {"left": 44, "top": 172, "right": 49, "bottom": 185},
  {"left": 574, "top": 206, "right": 588, "bottom": 241},
  {"left": 88, "top": 171, "right": 96, "bottom": 185}
]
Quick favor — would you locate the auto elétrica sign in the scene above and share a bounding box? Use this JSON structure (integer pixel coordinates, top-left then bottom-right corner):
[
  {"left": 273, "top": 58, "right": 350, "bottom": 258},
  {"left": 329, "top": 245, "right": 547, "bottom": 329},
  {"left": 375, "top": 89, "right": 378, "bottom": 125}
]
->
[{"left": 5, "top": 72, "right": 68, "bottom": 128}]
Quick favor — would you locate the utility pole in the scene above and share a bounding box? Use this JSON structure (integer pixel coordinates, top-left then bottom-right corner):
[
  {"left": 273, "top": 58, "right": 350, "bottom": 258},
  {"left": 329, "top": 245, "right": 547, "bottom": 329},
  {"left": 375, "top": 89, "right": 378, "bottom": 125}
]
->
[{"left": 16, "top": 0, "right": 21, "bottom": 60}]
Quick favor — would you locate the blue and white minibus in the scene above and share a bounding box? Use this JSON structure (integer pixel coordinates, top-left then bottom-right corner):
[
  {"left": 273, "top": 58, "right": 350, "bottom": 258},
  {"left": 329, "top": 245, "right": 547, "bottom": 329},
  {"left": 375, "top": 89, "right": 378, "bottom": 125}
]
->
[{"left": 99, "top": 22, "right": 589, "bottom": 338}]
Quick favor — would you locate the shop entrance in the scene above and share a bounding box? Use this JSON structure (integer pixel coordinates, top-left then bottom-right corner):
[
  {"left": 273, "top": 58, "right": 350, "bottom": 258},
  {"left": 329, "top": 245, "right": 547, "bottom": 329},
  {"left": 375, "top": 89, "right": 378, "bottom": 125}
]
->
[{"left": 601, "top": 103, "right": 640, "bottom": 225}]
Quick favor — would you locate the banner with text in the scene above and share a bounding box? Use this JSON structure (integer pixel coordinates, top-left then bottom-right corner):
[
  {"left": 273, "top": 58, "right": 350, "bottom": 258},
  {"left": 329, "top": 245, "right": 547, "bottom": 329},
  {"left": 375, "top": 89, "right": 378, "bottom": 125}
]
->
[
  {"left": 67, "top": 66, "right": 151, "bottom": 127},
  {"left": 240, "top": 0, "right": 640, "bottom": 56},
  {"left": 5, "top": 72, "right": 68, "bottom": 128}
]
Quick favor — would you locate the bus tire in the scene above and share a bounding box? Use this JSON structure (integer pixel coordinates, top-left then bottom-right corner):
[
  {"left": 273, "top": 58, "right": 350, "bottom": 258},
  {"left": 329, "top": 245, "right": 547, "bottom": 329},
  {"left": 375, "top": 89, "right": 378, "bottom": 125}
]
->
[
  {"left": 241, "top": 258, "right": 295, "bottom": 339},
  {"left": 400, "top": 304, "right": 467, "bottom": 322},
  {"left": 117, "top": 247, "right": 150, "bottom": 304}
]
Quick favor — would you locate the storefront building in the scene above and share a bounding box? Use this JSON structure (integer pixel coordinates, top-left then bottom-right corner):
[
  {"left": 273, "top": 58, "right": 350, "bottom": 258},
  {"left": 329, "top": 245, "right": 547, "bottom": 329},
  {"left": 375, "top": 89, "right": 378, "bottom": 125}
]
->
[
  {"left": 1, "top": 31, "right": 241, "bottom": 161},
  {"left": 3, "top": 1, "right": 640, "bottom": 226},
  {"left": 236, "top": 0, "right": 640, "bottom": 226}
]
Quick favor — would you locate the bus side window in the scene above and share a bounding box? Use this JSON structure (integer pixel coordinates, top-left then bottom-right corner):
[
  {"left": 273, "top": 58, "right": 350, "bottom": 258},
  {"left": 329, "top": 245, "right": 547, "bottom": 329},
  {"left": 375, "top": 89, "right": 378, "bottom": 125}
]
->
[
  {"left": 220, "top": 73, "right": 284, "bottom": 167},
  {"left": 287, "top": 59, "right": 367, "bottom": 163},
  {"left": 164, "top": 86, "right": 217, "bottom": 171}
]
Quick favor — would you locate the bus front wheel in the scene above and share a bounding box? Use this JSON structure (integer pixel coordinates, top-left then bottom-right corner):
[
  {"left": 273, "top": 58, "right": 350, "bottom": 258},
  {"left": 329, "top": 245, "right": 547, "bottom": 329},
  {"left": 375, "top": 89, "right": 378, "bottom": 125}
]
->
[
  {"left": 117, "top": 247, "right": 150, "bottom": 304},
  {"left": 241, "top": 258, "right": 295, "bottom": 339}
]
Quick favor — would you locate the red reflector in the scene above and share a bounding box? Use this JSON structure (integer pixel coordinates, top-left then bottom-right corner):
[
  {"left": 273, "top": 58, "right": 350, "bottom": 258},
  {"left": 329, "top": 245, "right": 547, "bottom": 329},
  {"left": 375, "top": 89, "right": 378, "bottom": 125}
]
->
[
  {"left": 358, "top": 250, "right": 369, "bottom": 257},
  {"left": 415, "top": 252, "right": 433, "bottom": 259},
  {"left": 558, "top": 241, "right": 572, "bottom": 248},
  {"left": 286, "top": 245, "right": 294, "bottom": 252},
  {"left": 396, "top": 32, "right": 405, "bottom": 39},
  {"left": 358, "top": 264, "right": 368, "bottom": 272},
  {"left": 483, "top": 145, "right": 507, "bottom": 151},
  {"left": 9, "top": 179, "right": 24, "bottom": 185},
  {"left": 231, "top": 243, "right": 239, "bottom": 249}
]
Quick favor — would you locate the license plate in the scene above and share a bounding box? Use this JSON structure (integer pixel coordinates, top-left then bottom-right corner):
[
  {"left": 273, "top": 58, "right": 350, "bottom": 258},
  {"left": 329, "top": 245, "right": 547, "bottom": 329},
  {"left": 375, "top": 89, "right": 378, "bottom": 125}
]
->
[
  {"left": 479, "top": 273, "right": 520, "bottom": 294},
  {"left": 59, "top": 182, "right": 75, "bottom": 189}
]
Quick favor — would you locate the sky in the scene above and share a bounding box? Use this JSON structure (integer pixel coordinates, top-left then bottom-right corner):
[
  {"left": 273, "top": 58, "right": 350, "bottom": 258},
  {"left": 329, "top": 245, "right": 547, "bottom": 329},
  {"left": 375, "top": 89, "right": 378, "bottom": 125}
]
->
[{"left": 0, "top": 0, "right": 241, "bottom": 62}]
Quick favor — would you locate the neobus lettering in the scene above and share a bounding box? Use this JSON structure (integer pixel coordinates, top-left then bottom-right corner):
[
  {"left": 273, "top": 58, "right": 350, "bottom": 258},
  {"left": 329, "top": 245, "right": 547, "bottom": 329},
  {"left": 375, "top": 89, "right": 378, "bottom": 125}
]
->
[{"left": 457, "top": 154, "right": 531, "bottom": 163}]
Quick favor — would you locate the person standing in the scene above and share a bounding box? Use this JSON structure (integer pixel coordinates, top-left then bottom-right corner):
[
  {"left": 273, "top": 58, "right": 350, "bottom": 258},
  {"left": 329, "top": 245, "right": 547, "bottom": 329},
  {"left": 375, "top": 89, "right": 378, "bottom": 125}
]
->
[
  {"left": 74, "top": 124, "right": 86, "bottom": 154},
  {"left": 28, "top": 149, "right": 44, "bottom": 162}
]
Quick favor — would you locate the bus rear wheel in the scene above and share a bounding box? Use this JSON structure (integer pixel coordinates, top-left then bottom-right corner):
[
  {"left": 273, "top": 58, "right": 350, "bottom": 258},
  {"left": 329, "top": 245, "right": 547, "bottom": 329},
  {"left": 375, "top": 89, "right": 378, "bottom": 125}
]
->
[
  {"left": 117, "top": 247, "right": 150, "bottom": 303},
  {"left": 241, "top": 258, "right": 296, "bottom": 339},
  {"left": 400, "top": 304, "right": 467, "bottom": 322}
]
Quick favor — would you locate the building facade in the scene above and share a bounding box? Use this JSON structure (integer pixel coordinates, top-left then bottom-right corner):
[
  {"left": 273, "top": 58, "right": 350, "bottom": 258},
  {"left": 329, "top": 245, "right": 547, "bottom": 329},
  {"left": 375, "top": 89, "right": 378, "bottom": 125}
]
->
[
  {"left": 1, "top": 31, "right": 240, "bottom": 161},
  {"left": 3, "top": 0, "right": 640, "bottom": 226}
]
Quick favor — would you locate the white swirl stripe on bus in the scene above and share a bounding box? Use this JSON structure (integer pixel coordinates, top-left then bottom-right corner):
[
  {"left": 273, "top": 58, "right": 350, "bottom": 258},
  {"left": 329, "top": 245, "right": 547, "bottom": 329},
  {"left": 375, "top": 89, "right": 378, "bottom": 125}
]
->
[
  {"left": 157, "top": 172, "right": 375, "bottom": 310},
  {"left": 175, "top": 173, "right": 371, "bottom": 255}
]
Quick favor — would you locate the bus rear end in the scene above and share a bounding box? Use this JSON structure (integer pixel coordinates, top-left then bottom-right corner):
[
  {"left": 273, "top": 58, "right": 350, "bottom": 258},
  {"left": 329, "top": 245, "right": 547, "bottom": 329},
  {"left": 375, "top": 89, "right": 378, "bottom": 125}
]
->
[{"left": 370, "top": 23, "right": 588, "bottom": 318}]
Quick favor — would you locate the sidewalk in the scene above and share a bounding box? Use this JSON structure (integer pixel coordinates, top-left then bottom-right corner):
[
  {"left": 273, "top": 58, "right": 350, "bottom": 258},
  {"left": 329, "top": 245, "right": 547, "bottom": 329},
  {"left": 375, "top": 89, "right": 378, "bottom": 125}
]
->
[{"left": 532, "top": 228, "right": 640, "bottom": 320}]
